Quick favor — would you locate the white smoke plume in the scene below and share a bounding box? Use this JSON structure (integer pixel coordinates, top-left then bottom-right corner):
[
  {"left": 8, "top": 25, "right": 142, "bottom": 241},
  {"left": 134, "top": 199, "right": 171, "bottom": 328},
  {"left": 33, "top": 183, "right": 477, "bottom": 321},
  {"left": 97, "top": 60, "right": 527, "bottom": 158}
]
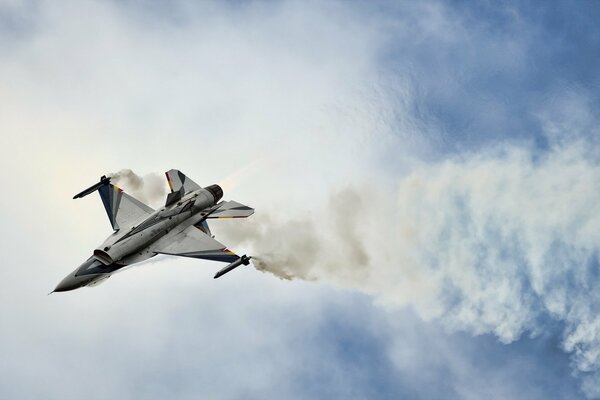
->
[
  {"left": 108, "top": 169, "right": 167, "bottom": 207},
  {"left": 111, "top": 144, "right": 600, "bottom": 395},
  {"left": 216, "top": 141, "right": 600, "bottom": 394}
]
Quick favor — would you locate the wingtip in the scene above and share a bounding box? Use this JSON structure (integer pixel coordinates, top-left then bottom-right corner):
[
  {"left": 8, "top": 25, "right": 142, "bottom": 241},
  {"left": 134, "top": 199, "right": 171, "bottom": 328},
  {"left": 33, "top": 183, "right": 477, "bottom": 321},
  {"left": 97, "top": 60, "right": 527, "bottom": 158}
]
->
[{"left": 72, "top": 175, "right": 112, "bottom": 200}]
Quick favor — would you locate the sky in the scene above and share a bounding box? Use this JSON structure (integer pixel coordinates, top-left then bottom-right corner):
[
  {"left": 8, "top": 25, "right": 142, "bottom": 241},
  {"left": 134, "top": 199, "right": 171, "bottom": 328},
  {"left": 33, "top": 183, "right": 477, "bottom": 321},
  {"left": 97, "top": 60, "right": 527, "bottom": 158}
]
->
[{"left": 1, "top": 0, "right": 600, "bottom": 398}]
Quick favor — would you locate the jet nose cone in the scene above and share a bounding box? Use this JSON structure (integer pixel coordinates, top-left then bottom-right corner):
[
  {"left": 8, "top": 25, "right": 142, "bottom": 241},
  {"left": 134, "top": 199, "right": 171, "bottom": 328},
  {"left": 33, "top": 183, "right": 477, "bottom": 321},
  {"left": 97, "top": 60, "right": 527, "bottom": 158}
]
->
[
  {"left": 53, "top": 271, "right": 81, "bottom": 292},
  {"left": 53, "top": 257, "right": 112, "bottom": 293},
  {"left": 54, "top": 271, "right": 97, "bottom": 292}
]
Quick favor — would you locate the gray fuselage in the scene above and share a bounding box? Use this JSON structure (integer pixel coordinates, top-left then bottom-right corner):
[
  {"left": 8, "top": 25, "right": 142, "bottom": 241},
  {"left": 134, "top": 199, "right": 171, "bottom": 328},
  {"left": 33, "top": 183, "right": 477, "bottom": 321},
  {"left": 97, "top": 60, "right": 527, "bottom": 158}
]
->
[{"left": 54, "top": 186, "right": 220, "bottom": 292}]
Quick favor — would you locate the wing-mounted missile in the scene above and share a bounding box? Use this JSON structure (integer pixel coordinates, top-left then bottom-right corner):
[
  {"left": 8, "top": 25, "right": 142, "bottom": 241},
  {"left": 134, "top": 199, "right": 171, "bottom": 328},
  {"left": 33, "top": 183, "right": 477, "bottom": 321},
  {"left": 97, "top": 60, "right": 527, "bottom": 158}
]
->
[
  {"left": 214, "top": 255, "right": 252, "bottom": 279},
  {"left": 73, "top": 175, "right": 111, "bottom": 199}
]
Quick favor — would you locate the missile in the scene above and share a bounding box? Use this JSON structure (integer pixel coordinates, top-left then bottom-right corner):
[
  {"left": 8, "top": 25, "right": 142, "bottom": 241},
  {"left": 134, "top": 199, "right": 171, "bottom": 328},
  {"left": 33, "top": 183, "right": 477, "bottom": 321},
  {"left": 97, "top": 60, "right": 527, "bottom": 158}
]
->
[
  {"left": 214, "top": 255, "right": 251, "bottom": 279},
  {"left": 73, "top": 175, "right": 111, "bottom": 199}
]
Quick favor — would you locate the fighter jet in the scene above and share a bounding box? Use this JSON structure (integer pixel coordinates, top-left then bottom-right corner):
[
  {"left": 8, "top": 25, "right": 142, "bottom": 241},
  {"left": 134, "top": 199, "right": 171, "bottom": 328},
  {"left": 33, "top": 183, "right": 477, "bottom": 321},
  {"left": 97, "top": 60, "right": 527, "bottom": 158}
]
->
[{"left": 53, "top": 169, "right": 254, "bottom": 292}]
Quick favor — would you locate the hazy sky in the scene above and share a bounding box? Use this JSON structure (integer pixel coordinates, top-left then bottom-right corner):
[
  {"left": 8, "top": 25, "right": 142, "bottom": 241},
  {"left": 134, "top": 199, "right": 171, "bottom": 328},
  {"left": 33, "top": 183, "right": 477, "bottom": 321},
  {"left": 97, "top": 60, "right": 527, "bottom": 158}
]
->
[{"left": 1, "top": 1, "right": 600, "bottom": 399}]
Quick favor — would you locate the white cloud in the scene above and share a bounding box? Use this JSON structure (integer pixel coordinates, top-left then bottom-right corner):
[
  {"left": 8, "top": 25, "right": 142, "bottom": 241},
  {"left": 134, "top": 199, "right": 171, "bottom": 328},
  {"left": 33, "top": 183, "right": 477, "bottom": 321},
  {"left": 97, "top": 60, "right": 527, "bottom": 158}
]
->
[{"left": 0, "top": 0, "right": 596, "bottom": 398}]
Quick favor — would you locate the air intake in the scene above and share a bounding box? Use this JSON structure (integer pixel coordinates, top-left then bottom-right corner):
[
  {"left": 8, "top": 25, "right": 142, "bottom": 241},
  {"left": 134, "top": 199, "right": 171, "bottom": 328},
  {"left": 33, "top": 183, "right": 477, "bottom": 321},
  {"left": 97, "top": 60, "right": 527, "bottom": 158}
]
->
[{"left": 93, "top": 249, "right": 114, "bottom": 265}]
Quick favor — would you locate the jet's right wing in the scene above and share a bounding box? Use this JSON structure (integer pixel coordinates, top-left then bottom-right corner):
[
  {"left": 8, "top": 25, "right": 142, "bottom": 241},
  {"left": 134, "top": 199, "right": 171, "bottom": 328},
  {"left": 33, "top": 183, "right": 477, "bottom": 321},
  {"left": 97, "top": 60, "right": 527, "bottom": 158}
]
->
[{"left": 153, "top": 224, "right": 240, "bottom": 263}]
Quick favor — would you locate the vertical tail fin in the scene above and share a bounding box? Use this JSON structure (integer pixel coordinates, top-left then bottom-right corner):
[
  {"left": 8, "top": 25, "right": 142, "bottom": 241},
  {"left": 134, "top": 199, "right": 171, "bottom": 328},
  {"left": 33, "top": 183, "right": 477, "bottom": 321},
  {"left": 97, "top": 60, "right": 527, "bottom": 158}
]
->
[{"left": 165, "top": 169, "right": 201, "bottom": 194}]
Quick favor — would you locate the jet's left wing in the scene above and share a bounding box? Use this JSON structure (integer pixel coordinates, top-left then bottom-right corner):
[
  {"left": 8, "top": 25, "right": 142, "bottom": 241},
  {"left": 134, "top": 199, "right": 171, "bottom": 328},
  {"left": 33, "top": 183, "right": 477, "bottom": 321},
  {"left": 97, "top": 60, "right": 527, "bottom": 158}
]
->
[
  {"left": 74, "top": 176, "right": 154, "bottom": 231},
  {"left": 98, "top": 185, "right": 154, "bottom": 231},
  {"left": 153, "top": 225, "right": 240, "bottom": 263}
]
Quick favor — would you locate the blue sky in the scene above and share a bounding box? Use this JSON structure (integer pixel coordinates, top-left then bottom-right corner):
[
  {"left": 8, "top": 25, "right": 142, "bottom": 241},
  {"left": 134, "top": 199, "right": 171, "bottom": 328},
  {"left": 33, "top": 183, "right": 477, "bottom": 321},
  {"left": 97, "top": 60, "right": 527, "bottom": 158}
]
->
[
  {"left": 1, "top": 1, "right": 600, "bottom": 399},
  {"left": 371, "top": 1, "right": 600, "bottom": 155}
]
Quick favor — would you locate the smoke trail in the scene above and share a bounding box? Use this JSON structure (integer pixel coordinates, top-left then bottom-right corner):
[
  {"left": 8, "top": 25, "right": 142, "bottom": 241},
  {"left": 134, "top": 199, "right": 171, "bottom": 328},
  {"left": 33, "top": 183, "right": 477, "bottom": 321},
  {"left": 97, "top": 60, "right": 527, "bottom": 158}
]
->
[
  {"left": 108, "top": 169, "right": 167, "bottom": 207},
  {"left": 216, "top": 142, "right": 600, "bottom": 395},
  {"left": 103, "top": 151, "right": 600, "bottom": 396}
]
